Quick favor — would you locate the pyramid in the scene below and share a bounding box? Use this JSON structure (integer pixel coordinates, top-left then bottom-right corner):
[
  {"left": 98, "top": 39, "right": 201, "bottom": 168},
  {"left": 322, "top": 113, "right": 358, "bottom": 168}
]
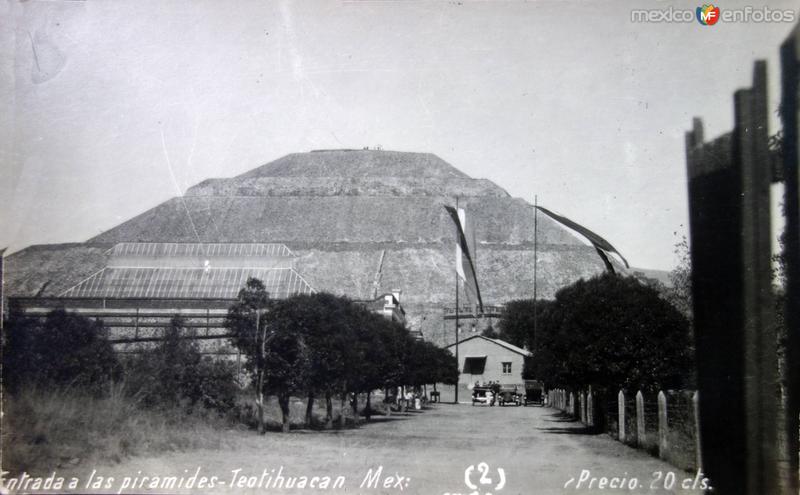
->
[{"left": 5, "top": 150, "right": 608, "bottom": 346}]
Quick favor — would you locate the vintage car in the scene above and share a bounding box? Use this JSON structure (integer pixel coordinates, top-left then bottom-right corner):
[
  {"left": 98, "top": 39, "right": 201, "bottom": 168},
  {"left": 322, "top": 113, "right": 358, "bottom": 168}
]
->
[
  {"left": 496, "top": 384, "right": 523, "bottom": 406},
  {"left": 523, "top": 379, "right": 545, "bottom": 406},
  {"left": 471, "top": 386, "right": 493, "bottom": 406}
]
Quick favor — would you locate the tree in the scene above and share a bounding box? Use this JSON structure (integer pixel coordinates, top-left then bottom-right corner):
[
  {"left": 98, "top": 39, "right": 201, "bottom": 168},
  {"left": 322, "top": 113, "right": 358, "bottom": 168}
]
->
[
  {"left": 342, "top": 304, "right": 392, "bottom": 423},
  {"left": 481, "top": 324, "right": 499, "bottom": 339},
  {"left": 226, "top": 277, "right": 272, "bottom": 433},
  {"left": 126, "top": 316, "right": 236, "bottom": 413},
  {"left": 664, "top": 235, "right": 693, "bottom": 320},
  {"left": 260, "top": 301, "right": 312, "bottom": 433},
  {"left": 497, "top": 299, "right": 552, "bottom": 351},
  {"left": 405, "top": 339, "right": 458, "bottom": 388},
  {"left": 3, "top": 309, "right": 121, "bottom": 396},
  {"left": 280, "top": 293, "right": 357, "bottom": 428},
  {"left": 531, "top": 273, "right": 693, "bottom": 396}
]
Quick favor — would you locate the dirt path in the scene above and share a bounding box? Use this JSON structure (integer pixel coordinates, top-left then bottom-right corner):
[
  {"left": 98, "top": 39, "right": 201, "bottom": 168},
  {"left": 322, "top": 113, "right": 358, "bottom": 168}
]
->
[{"left": 50, "top": 404, "right": 707, "bottom": 495}]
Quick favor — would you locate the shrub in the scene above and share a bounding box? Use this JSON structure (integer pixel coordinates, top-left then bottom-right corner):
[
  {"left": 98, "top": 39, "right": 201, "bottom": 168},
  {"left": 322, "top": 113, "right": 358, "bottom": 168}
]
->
[
  {"left": 533, "top": 273, "right": 693, "bottom": 394},
  {"left": 123, "top": 317, "right": 237, "bottom": 414},
  {"left": 3, "top": 309, "right": 121, "bottom": 396}
]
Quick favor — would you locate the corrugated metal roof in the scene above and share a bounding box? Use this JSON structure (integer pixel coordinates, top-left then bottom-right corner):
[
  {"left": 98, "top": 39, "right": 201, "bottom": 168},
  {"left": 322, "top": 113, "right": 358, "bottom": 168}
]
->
[
  {"left": 61, "top": 267, "right": 313, "bottom": 299},
  {"left": 110, "top": 242, "right": 294, "bottom": 258}
]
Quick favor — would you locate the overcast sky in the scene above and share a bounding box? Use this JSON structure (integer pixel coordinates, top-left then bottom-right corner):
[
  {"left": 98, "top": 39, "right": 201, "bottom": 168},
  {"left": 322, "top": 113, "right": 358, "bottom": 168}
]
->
[{"left": 1, "top": 0, "right": 796, "bottom": 270}]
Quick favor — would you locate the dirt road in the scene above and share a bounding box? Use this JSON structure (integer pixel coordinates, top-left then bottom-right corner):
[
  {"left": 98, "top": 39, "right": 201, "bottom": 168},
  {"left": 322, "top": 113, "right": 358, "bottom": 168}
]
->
[{"left": 53, "top": 404, "right": 707, "bottom": 495}]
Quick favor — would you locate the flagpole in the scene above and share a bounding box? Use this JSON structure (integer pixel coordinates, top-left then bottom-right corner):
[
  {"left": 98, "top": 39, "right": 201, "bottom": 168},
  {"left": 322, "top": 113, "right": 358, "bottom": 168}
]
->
[
  {"left": 454, "top": 196, "right": 460, "bottom": 405},
  {"left": 533, "top": 196, "right": 538, "bottom": 347}
]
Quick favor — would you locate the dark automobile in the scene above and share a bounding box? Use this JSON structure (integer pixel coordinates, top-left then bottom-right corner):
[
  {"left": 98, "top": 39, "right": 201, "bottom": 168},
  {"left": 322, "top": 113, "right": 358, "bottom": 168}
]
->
[
  {"left": 497, "top": 384, "right": 523, "bottom": 406},
  {"left": 523, "top": 380, "right": 545, "bottom": 406}
]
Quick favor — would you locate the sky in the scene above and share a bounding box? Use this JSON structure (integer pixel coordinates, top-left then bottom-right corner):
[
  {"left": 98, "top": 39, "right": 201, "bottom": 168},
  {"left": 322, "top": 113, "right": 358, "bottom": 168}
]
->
[{"left": 1, "top": 0, "right": 796, "bottom": 270}]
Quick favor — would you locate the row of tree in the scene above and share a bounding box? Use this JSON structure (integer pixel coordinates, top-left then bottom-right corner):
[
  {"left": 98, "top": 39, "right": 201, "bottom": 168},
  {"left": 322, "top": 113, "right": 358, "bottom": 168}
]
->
[
  {"left": 226, "top": 278, "right": 458, "bottom": 433},
  {"left": 4, "top": 279, "right": 457, "bottom": 434}
]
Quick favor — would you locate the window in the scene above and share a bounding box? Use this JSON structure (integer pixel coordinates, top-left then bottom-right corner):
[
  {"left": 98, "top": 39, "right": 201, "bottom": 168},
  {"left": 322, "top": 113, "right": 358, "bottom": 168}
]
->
[
  {"left": 463, "top": 357, "right": 487, "bottom": 374},
  {"left": 502, "top": 362, "right": 512, "bottom": 374}
]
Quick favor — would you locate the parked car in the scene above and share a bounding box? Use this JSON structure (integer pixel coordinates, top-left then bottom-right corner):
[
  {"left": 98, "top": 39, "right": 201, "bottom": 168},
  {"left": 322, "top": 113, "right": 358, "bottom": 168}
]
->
[
  {"left": 471, "top": 386, "right": 492, "bottom": 406},
  {"left": 497, "top": 384, "right": 523, "bottom": 406},
  {"left": 523, "top": 380, "right": 545, "bottom": 406}
]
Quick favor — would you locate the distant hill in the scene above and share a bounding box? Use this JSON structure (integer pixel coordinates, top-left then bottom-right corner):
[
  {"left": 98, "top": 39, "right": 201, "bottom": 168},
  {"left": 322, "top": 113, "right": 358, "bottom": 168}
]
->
[
  {"left": 631, "top": 267, "right": 673, "bottom": 288},
  {"left": 6, "top": 149, "right": 615, "bottom": 345}
]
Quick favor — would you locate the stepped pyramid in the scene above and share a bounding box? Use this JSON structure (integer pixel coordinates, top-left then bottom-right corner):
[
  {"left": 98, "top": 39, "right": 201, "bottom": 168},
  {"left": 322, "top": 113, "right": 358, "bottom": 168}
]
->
[{"left": 5, "top": 150, "right": 608, "bottom": 345}]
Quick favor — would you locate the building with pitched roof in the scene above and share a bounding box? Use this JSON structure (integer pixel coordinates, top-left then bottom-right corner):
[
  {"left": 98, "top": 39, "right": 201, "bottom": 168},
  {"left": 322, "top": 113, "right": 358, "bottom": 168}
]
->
[{"left": 442, "top": 335, "right": 533, "bottom": 402}]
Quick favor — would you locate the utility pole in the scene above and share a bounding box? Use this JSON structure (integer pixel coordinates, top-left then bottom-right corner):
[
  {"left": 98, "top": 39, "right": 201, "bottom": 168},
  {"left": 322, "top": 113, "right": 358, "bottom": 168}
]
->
[
  {"left": 533, "top": 196, "right": 538, "bottom": 347},
  {"left": 454, "top": 197, "right": 460, "bottom": 405},
  {"left": 255, "top": 308, "right": 266, "bottom": 434}
]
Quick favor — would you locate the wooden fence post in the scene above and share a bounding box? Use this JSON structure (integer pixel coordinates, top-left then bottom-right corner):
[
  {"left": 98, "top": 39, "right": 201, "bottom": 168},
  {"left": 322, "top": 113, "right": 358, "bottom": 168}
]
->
[
  {"left": 658, "top": 391, "right": 668, "bottom": 460},
  {"left": 685, "top": 60, "right": 778, "bottom": 494},
  {"left": 581, "top": 391, "right": 587, "bottom": 424},
  {"left": 587, "top": 388, "right": 593, "bottom": 427},
  {"left": 693, "top": 391, "right": 702, "bottom": 471},
  {"left": 780, "top": 24, "right": 800, "bottom": 495},
  {"left": 618, "top": 390, "right": 626, "bottom": 442},
  {"left": 636, "top": 391, "right": 645, "bottom": 448},
  {"left": 569, "top": 392, "right": 575, "bottom": 417}
]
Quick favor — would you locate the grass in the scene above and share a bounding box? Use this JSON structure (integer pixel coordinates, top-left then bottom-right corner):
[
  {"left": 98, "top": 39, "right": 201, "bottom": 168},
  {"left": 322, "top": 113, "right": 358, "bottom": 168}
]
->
[
  {"left": 1, "top": 387, "right": 396, "bottom": 476},
  {"left": 2, "top": 384, "right": 235, "bottom": 476}
]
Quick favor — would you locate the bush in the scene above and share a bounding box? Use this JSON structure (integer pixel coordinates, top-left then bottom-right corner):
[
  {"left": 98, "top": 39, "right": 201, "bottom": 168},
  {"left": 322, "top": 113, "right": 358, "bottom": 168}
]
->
[
  {"left": 123, "top": 317, "right": 237, "bottom": 414},
  {"left": 533, "top": 273, "right": 693, "bottom": 393},
  {"left": 3, "top": 309, "right": 121, "bottom": 396}
]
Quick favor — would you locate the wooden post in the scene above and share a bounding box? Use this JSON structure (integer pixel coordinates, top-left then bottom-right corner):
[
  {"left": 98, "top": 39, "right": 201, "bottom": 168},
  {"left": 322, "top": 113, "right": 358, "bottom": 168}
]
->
[
  {"left": 780, "top": 23, "right": 800, "bottom": 495},
  {"left": 581, "top": 391, "right": 587, "bottom": 424},
  {"left": 658, "top": 391, "right": 668, "bottom": 461},
  {"left": 636, "top": 391, "right": 646, "bottom": 449},
  {"left": 0, "top": 248, "right": 5, "bottom": 332},
  {"left": 736, "top": 62, "right": 778, "bottom": 495},
  {"left": 693, "top": 391, "right": 703, "bottom": 471},
  {"left": 569, "top": 392, "right": 575, "bottom": 417},
  {"left": 618, "top": 390, "right": 626, "bottom": 442},
  {"left": 587, "top": 388, "right": 593, "bottom": 427},
  {"left": 685, "top": 61, "right": 778, "bottom": 494}
]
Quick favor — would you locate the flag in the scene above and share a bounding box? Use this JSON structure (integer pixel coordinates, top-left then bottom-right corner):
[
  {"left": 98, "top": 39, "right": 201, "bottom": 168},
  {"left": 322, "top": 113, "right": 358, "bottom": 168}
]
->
[
  {"left": 444, "top": 205, "right": 484, "bottom": 316},
  {"left": 534, "top": 206, "right": 629, "bottom": 273}
]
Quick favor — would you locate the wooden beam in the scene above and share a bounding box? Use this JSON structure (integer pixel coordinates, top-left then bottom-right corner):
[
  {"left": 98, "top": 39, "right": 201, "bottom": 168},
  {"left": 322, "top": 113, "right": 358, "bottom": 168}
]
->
[{"left": 780, "top": 22, "right": 800, "bottom": 495}]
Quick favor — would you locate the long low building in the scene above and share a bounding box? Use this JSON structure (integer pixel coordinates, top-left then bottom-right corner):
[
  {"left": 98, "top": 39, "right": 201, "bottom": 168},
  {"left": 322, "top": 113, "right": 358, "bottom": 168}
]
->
[
  {"left": 9, "top": 241, "right": 413, "bottom": 353},
  {"left": 9, "top": 242, "right": 314, "bottom": 353}
]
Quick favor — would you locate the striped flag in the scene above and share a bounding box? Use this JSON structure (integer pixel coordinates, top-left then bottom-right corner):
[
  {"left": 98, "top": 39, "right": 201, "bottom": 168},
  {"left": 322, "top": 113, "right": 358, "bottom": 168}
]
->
[
  {"left": 535, "top": 206, "right": 629, "bottom": 273},
  {"left": 444, "top": 205, "right": 484, "bottom": 316}
]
